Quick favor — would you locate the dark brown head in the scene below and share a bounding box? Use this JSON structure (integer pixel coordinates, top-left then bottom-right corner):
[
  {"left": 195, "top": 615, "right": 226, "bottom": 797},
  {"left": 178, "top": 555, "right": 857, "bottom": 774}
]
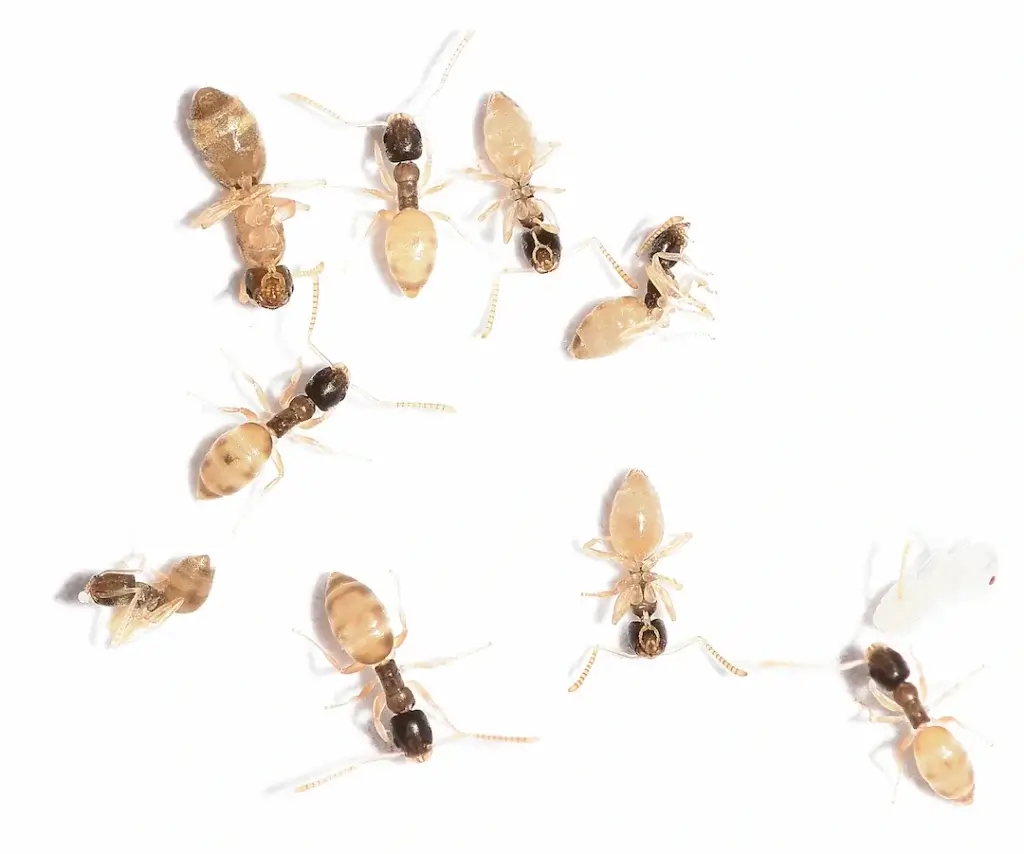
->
[
  {"left": 244, "top": 266, "right": 294, "bottom": 309},
  {"left": 382, "top": 113, "right": 423, "bottom": 163},
  {"left": 304, "top": 365, "right": 350, "bottom": 411},
  {"left": 639, "top": 217, "right": 690, "bottom": 270},
  {"left": 521, "top": 225, "right": 561, "bottom": 273},
  {"left": 628, "top": 619, "right": 668, "bottom": 658},
  {"left": 865, "top": 643, "right": 910, "bottom": 691},
  {"left": 390, "top": 709, "right": 434, "bottom": 760}
]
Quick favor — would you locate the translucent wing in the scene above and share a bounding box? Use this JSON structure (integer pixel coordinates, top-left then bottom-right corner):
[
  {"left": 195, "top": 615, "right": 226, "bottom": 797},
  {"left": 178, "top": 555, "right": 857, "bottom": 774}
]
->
[{"left": 872, "top": 541, "right": 998, "bottom": 635}]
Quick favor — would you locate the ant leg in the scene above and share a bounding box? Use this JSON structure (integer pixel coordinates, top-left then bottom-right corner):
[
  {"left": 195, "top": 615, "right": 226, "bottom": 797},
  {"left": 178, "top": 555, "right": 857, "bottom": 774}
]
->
[
  {"left": 650, "top": 533, "right": 694, "bottom": 564},
  {"left": 868, "top": 681, "right": 904, "bottom": 713},
  {"left": 374, "top": 141, "right": 397, "bottom": 196},
  {"left": 531, "top": 141, "right": 562, "bottom": 172},
  {"left": 933, "top": 715, "right": 995, "bottom": 747},
  {"left": 427, "top": 211, "right": 466, "bottom": 239},
  {"left": 279, "top": 360, "right": 305, "bottom": 409},
  {"left": 409, "top": 680, "right": 538, "bottom": 745},
  {"left": 237, "top": 275, "right": 250, "bottom": 304},
  {"left": 291, "top": 629, "right": 366, "bottom": 675},
  {"left": 477, "top": 197, "right": 505, "bottom": 224},
  {"left": 421, "top": 178, "right": 457, "bottom": 198},
  {"left": 502, "top": 204, "right": 517, "bottom": 244},
  {"left": 324, "top": 681, "right": 376, "bottom": 711},
  {"left": 663, "top": 636, "right": 748, "bottom": 676},
  {"left": 365, "top": 209, "right": 394, "bottom": 238},
  {"left": 580, "top": 576, "right": 628, "bottom": 598},
  {"left": 261, "top": 448, "right": 285, "bottom": 495},
  {"left": 229, "top": 364, "right": 273, "bottom": 413},
  {"left": 372, "top": 690, "right": 389, "bottom": 745},
  {"left": 463, "top": 165, "right": 505, "bottom": 183},
  {"left": 109, "top": 590, "right": 145, "bottom": 647},
  {"left": 567, "top": 646, "right": 634, "bottom": 692},
  {"left": 288, "top": 434, "right": 336, "bottom": 454},
  {"left": 581, "top": 537, "right": 618, "bottom": 561},
  {"left": 352, "top": 187, "right": 392, "bottom": 202},
  {"left": 480, "top": 267, "right": 533, "bottom": 339},
  {"left": 530, "top": 185, "right": 566, "bottom": 195},
  {"left": 650, "top": 251, "right": 713, "bottom": 288},
  {"left": 654, "top": 584, "right": 677, "bottom": 620},
  {"left": 141, "top": 598, "right": 185, "bottom": 633},
  {"left": 405, "top": 642, "right": 492, "bottom": 671},
  {"left": 268, "top": 196, "right": 300, "bottom": 222},
  {"left": 655, "top": 574, "right": 683, "bottom": 591}
]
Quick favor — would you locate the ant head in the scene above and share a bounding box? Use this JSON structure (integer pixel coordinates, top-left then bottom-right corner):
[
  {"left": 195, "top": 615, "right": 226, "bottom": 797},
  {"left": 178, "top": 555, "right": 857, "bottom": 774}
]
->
[
  {"left": 390, "top": 709, "right": 434, "bottom": 761},
  {"left": 521, "top": 224, "right": 561, "bottom": 273},
  {"left": 383, "top": 113, "right": 423, "bottom": 163},
  {"left": 304, "top": 364, "right": 350, "bottom": 411},
  {"left": 865, "top": 642, "right": 910, "bottom": 691},
  {"left": 628, "top": 617, "right": 668, "bottom": 659},
  {"left": 81, "top": 571, "right": 142, "bottom": 608},
  {"left": 639, "top": 217, "right": 690, "bottom": 267}
]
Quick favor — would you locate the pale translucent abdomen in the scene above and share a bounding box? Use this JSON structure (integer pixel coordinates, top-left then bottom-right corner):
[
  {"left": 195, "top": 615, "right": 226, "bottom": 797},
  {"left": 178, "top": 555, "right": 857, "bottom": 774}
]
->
[
  {"left": 385, "top": 209, "right": 437, "bottom": 297},
  {"left": 483, "top": 92, "right": 535, "bottom": 180},
  {"left": 325, "top": 573, "right": 395, "bottom": 665},
  {"left": 609, "top": 470, "right": 665, "bottom": 563},
  {"left": 196, "top": 422, "right": 273, "bottom": 499},
  {"left": 569, "top": 296, "right": 654, "bottom": 360},
  {"left": 914, "top": 725, "right": 975, "bottom": 803}
]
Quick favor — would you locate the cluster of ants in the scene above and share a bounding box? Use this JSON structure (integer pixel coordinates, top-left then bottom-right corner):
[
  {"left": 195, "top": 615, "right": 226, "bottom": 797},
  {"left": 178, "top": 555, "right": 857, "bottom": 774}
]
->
[{"left": 77, "top": 31, "right": 996, "bottom": 804}]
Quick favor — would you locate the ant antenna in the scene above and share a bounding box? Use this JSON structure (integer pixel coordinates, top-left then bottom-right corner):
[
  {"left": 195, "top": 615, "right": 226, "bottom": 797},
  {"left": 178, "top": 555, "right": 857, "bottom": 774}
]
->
[
  {"left": 285, "top": 93, "right": 388, "bottom": 129},
  {"left": 352, "top": 384, "right": 456, "bottom": 414},
  {"left": 405, "top": 29, "right": 475, "bottom": 116},
  {"left": 295, "top": 751, "right": 404, "bottom": 792}
]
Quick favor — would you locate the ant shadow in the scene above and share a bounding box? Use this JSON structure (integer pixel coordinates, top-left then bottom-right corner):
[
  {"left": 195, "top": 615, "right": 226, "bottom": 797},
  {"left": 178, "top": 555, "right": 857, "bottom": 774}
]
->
[{"left": 54, "top": 571, "right": 95, "bottom": 605}]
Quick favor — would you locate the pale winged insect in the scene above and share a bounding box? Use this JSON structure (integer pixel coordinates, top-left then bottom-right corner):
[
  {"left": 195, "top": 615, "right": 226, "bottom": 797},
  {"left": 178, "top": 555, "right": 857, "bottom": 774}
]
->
[
  {"left": 871, "top": 540, "right": 998, "bottom": 637},
  {"left": 187, "top": 87, "right": 326, "bottom": 311},
  {"left": 568, "top": 469, "right": 747, "bottom": 691},
  {"left": 461, "top": 92, "right": 565, "bottom": 338},
  {"left": 292, "top": 572, "right": 537, "bottom": 790},
  {"left": 569, "top": 218, "right": 715, "bottom": 359},
  {"left": 79, "top": 555, "right": 214, "bottom": 647},
  {"left": 286, "top": 31, "right": 475, "bottom": 299}
]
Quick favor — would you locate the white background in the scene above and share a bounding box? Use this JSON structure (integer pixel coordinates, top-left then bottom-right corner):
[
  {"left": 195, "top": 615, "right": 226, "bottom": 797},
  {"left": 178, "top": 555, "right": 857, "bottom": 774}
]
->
[{"left": 3, "top": 1, "right": 1022, "bottom": 851}]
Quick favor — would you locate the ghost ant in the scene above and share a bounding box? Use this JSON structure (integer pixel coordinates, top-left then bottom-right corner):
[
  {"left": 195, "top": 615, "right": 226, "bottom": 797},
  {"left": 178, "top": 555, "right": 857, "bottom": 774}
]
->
[
  {"left": 569, "top": 218, "right": 715, "bottom": 359},
  {"left": 187, "top": 87, "right": 325, "bottom": 310},
  {"left": 460, "top": 92, "right": 566, "bottom": 338},
  {"left": 79, "top": 555, "right": 214, "bottom": 646},
  {"left": 292, "top": 571, "right": 537, "bottom": 790},
  {"left": 286, "top": 31, "right": 474, "bottom": 298},
  {"left": 568, "top": 469, "right": 747, "bottom": 691}
]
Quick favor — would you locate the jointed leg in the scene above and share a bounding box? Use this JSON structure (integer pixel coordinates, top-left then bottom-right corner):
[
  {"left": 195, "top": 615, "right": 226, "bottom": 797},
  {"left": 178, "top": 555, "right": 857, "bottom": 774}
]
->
[
  {"left": 531, "top": 141, "right": 561, "bottom": 172},
  {"left": 651, "top": 251, "right": 712, "bottom": 288},
  {"left": 237, "top": 275, "right": 250, "bottom": 304},
  {"left": 427, "top": 211, "right": 466, "bottom": 239},
  {"left": 280, "top": 360, "right": 304, "bottom": 408},
  {"left": 581, "top": 537, "right": 617, "bottom": 561},
  {"left": 144, "top": 597, "right": 185, "bottom": 631},
  {"left": 868, "top": 681, "right": 904, "bottom": 713},
  {"left": 262, "top": 448, "right": 285, "bottom": 495},
  {"left": 324, "top": 680, "right": 376, "bottom": 711},
  {"left": 236, "top": 367, "right": 273, "bottom": 413},
  {"left": 372, "top": 690, "right": 389, "bottom": 745},
  {"left": 291, "top": 629, "right": 366, "bottom": 675},
  {"left": 650, "top": 532, "right": 694, "bottom": 564},
  {"left": 655, "top": 584, "right": 677, "bottom": 620},
  {"left": 289, "top": 434, "right": 334, "bottom": 454},
  {"left": 422, "top": 178, "right": 457, "bottom": 198},
  {"left": 389, "top": 569, "right": 408, "bottom": 650},
  {"left": 374, "top": 141, "right": 397, "bottom": 195},
  {"left": 929, "top": 665, "right": 986, "bottom": 710},
  {"left": 477, "top": 197, "right": 505, "bottom": 224},
  {"left": 580, "top": 577, "right": 627, "bottom": 598},
  {"left": 365, "top": 209, "right": 394, "bottom": 238}
]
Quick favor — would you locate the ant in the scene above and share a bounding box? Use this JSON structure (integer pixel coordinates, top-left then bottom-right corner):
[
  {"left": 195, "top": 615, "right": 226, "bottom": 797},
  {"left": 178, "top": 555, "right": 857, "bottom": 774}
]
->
[
  {"left": 286, "top": 31, "right": 474, "bottom": 299},
  {"left": 570, "top": 218, "right": 714, "bottom": 359},
  {"left": 293, "top": 572, "right": 537, "bottom": 790},
  {"left": 187, "top": 87, "right": 325, "bottom": 310},
  {"left": 194, "top": 343, "right": 454, "bottom": 502},
  {"left": 569, "top": 469, "right": 747, "bottom": 691},
  {"left": 80, "top": 555, "right": 214, "bottom": 646},
  {"left": 460, "top": 92, "right": 565, "bottom": 337}
]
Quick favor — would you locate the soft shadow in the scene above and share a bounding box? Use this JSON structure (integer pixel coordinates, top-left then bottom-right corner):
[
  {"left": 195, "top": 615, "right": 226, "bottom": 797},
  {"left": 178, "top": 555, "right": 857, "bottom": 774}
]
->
[
  {"left": 55, "top": 571, "right": 94, "bottom": 605},
  {"left": 624, "top": 216, "right": 658, "bottom": 257}
]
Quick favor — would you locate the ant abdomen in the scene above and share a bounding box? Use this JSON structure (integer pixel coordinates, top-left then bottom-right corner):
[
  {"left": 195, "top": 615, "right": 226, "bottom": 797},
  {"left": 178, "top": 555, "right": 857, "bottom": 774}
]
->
[
  {"left": 244, "top": 266, "right": 294, "bottom": 310},
  {"left": 521, "top": 225, "right": 561, "bottom": 273},
  {"left": 391, "top": 709, "right": 434, "bottom": 760},
  {"left": 628, "top": 618, "right": 668, "bottom": 658},
  {"left": 865, "top": 642, "right": 911, "bottom": 691}
]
